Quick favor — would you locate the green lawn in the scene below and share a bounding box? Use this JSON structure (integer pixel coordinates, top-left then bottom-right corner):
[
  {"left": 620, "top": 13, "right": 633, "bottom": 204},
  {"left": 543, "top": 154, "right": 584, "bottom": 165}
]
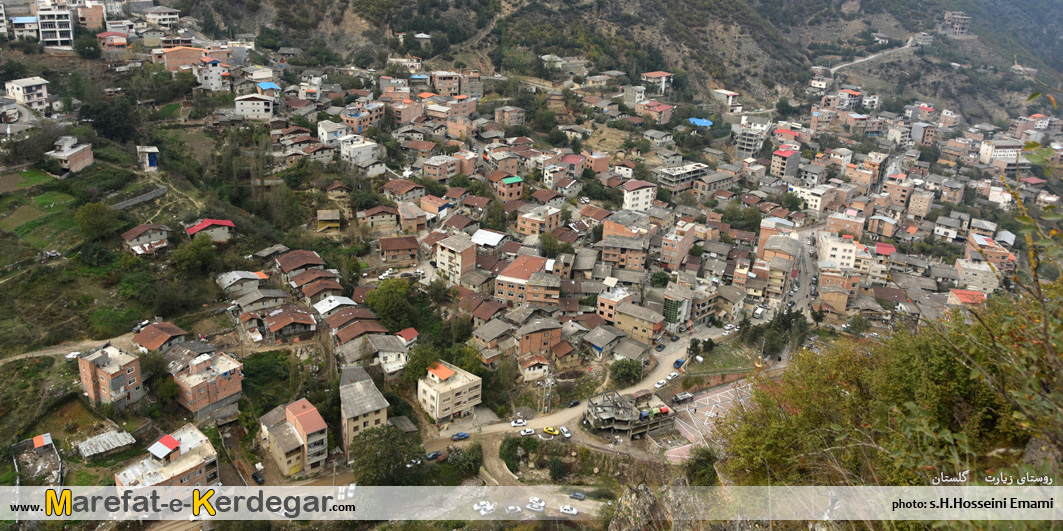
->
[
  {"left": 0, "top": 205, "right": 46, "bottom": 232},
  {"left": 33, "top": 191, "right": 75, "bottom": 212},
  {"left": 156, "top": 103, "right": 180, "bottom": 119},
  {"left": 18, "top": 169, "right": 52, "bottom": 188},
  {"left": 687, "top": 342, "right": 756, "bottom": 373}
]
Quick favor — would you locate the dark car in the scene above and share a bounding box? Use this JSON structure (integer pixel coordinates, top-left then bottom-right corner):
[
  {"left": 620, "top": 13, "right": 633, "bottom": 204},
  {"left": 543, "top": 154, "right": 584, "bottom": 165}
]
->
[
  {"left": 568, "top": 400, "right": 581, "bottom": 408},
  {"left": 426, "top": 451, "right": 443, "bottom": 461},
  {"left": 251, "top": 471, "right": 265, "bottom": 485},
  {"left": 451, "top": 432, "right": 470, "bottom": 441},
  {"left": 569, "top": 492, "right": 586, "bottom": 501},
  {"left": 670, "top": 335, "right": 680, "bottom": 342},
  {"left": 655, "top": 344, "right": 666, "bottom": 352}
]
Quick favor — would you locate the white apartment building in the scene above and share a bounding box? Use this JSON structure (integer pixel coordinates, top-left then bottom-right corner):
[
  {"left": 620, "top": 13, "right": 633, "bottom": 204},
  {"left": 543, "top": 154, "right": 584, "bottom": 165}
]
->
[
  {"left": 417, "top": 361, "right": 481, "bottom": 421},
  {"left": 233, "top": 94, "right": 275, "bottom": 120},
  {"left": 338, "top": 134, "right": 380, "bottom": 165},
  {"left": 621, "top": 180, "right": 657, "bottom": 211},
  {"left": 6, "top": 77, "right": 50, "bottom": 111},
  {"left": 979, "top": 138, "right": 1023, "bottom": 165},
  {"left": 36, "top": 3, "right": 74, "bottom": 48}
]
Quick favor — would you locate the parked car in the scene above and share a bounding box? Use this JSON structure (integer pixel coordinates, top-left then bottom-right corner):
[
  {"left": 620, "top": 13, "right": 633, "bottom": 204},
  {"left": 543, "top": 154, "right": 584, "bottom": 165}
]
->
[
  {"left": 560, "top": 426, "right": 571, "bottom": 438},
  {"left": 525, "top": 503, "right": 544, "bottom": 512},
  {"left": 655, "top": 379, "right": 667, "bottom": 389},
  {"left": 425, "top": 451, "right": 443, "bottom": 461},
  {"left": 670, "top": 335, "right": 680, "bottom": 342},
  {"left": 560, "top": 505, "right": 578, "bottom": 515},
  {"left": 511, "top": 418, "right": 528, "bottom": 427},
  {"left": 451, "top": 432, "right": 470, "bottom": 441},
  {"left": 252, "top": 471, "right": 265, "bottom": 485},
  {"left": 667, "top": 371, "right": 679, "bottom": 381},
  {"left": 529, "top": 497, "right": 545, "bottom": 507},
  {"left": 519, "top": 428, "right": 535, "bottom": 436},
  {"left": 673, "top": 358, "right": 685, "bottom": 369},
  {"left": 655, "top": 344, "right": 666, "bottom": 352},
  {"left": 724, "top": 324, "right": 734, "bottom": 331},
  {"left": 473, "top": 501, "right": 491, "bottom": 512},
  {"left": 567, "top": 399, "right": 580, "bottom": 408},
  {"left": 543, "top": 426, "right": 560, "bottom": 436},
  {"left": 569, "top": 492, "right": 586, "bottom": 501},
  {"left": 505, "top": 506, "right": 522, "bottom": 514}
]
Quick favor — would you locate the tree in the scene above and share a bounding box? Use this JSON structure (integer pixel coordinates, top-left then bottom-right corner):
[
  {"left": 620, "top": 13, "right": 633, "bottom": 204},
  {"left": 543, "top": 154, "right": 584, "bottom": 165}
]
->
[
  {"left": 403, "top": 344, "right": 440, "bottom": 386},
  {"left": 703, "top": 338, "right": 715, "bottom": 353},
  {"left": 688, "top": 339, "right": 701, "bottom": 357},
  {"left": 684, "top": 446, "right": 719, "bottom": 486},
  {"left": 173, "top": 234, "right": 217, "bottom": 274},
  {"left": 75, "top": 202, "right": 122, "bottom": 240},
  {"left": 560, "top": 206, "right": 572, "bottom": 224},
  {"left": 79, "top": 98, "right": 139, "bottom": 143},
  {"left": 366, "top": 279, "right": 417, "bottom": 331},
  {"left": 781, "top": 192, "right": 802, "bottom": 212},
  {"left": 539, "top": 232, "right": 561, "bottom": 257},
  {"left": 848, "top": 314, "right": 871, "bottom": 335},
  {"left": 811, "top": 307, "right": 826, "bottom": 327},
  {"left": 427, "top": 278, "right": 450, "bottom": 302},
  {"left": 346, "top": 427, "right": 426, "bottom": 485},
  {"left": 155, "top": 378, "right": 179, "bottom": 406},
  {"left": 73, "top": 34, "right": 101, "bottom": 59},
  {"left": 548, "top": 457, "right": 567, "bottom": 481},
  {"left": 610, "top": 359, "right": 642, "bottom": 386},
  {"left": 650, "top": 271, "right": 671, "bottom": 288}
]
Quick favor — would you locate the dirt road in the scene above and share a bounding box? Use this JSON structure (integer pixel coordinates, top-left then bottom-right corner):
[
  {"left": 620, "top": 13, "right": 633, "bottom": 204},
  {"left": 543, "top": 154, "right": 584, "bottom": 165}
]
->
[{"left": 0, "top": 332, "right": 135, "bottom": 367}]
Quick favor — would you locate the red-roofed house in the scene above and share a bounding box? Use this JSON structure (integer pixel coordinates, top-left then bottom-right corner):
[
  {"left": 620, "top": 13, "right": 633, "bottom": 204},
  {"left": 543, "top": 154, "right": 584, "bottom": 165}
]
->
[
  {"left": 417, "top": 360, "right": 481, "bottom": 420},
  {"left": 186, "top": 219, "right": 234, "bottom": 242},
  {"left": 261, "top": 398, "right": 327, "bottom": 476},
  {"left": 947, "top": 289, "right": 987, "bottom": 307}
]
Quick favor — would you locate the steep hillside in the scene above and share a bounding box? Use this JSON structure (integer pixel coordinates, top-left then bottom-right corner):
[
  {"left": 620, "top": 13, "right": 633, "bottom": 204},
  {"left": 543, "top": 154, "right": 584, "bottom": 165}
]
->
[{"left": 178, "top": 0, "right": 1061, "bottom": 103}]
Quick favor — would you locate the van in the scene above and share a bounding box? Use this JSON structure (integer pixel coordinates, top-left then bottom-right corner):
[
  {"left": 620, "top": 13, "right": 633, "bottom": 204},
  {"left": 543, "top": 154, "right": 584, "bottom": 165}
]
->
[
  {"left": 753, "top": 307, "right": 765, "bottom": 319},
  {"left": 673, "top": 392, "right": 694, "bottom": 404}
]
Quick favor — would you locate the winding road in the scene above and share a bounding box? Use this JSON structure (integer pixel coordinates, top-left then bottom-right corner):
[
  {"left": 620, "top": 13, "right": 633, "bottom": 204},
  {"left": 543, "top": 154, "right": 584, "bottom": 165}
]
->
[{"left": 830, "top": 36, "right": 915, "bottom": 74}]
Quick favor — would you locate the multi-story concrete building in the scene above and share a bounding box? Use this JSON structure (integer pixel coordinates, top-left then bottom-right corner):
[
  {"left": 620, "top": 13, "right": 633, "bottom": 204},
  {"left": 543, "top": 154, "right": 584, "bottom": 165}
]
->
[
  {"left": 661, "top": 282, "right": 694, "bottom": 333},
  {"left": 908, "top": 189, "right": 935, "bottom": 220},
  {"left": 173, "top": 351, "right": 243, "bottom": 419},
  {"left": 338, "top": 366, "right": 389, "bottom": 461},
  {"left": 143, "top": 5, "right": 179, "bottom": 29},
  {"left": 517, "top": 205, "right": 561, "bottom": 236},
  {"left": 436, "top": 233, "right": 476, "bottom": 280},
  {"left": 260, "top": 399, "right": 328, "bottom": 476},
  {"left": 621, "top": 180, "right": 657, "bottom": 211},
  {"left": 597, "top": 286, "right": 635, "bottom": 323},
  {"left": 423, "top": 155, "right": 461, "bottom": 182},
  {"left": 494, "top": 106, "right": 525, "bottom": 127},
  {"left": 597, "top": 236, "right": 649, "bottom": 271},
  {"left": 825, "top": 213, "right": 866, "bottom": 240},
  {"left": 36, "top": 3, "right": 74, "bottom": 47},
  {"left": 883, "top": 173, "right": 915, "bottom": 208},
  {"left": 6, "top": 77, "right": 50, "bottom": 111},
  {"left": 515, "top": 318, "right": 562, "bottom": 356},
  {"left": 660, "top": 220, "right": 696, "bottom": 271},
  {"left": 965, "top": 234, "right": 1016, "bottom": 274},
  {"left": 770, "top": 149, "right": 799, "bottom": 177},
  {"left": 652, "top": 162, "right": 709, "bottom": 193},
  {"left": 114, "top": 424, "right": 219, "bottom": 487},
  {"left": 613, "top": 302, "right": 664, "bottom": 345},
  {"left": 78, "top": 346, "right": 145, "bottom": 409},
  {"left": 495, "top": 254, "right": 549, "bottom": 307},
  {"left": 956, "top": 258, "right": 999, "bottom": 294},
  {"left": 45, "top": 136, "right": 94, "bottom": 172},
  {"left": 379, "top": 235, "right": 419, "bottom": 265},
  {"left": 979, "top": 138, "right": 1023, "bottom": 165},
  {"left": 417, "top": 361, "right": 481, "bottom": 421}
]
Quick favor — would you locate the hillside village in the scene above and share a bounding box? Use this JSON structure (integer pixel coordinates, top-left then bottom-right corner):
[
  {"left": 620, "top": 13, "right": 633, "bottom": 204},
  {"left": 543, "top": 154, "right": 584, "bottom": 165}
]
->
[{"left": 0, "top": 0, "right": 1061, "bottom": 523}]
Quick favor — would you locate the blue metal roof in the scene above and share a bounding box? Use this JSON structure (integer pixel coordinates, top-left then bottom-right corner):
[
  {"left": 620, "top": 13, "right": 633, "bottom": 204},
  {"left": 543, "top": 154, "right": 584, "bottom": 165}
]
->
[
  {"left": 257, "top": 81, "right": 281, "bottom": 90},
  {"left": 12, "top": 16, "right": 38, "bottom": 24},
  {"left": 687, "top": 117, "right": 714, "bottom": 127}
]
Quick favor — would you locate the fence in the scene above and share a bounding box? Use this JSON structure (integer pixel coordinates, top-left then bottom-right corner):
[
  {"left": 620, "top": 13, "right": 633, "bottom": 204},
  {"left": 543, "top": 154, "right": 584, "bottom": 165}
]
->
[{"left": 112, "top": 186, "right": 167, "bottom": 210}]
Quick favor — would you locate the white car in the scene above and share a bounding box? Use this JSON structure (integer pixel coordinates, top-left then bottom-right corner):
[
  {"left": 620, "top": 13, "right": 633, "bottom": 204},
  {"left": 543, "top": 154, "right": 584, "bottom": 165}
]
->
[
  {"left": 526, "top": 503, "right": 544, "bottom": 512},
  {"left": 505, "top": 505, "right": 522, "bottom": 514},
  {"left": 655, "top": 379, "right": 667, "bottom": 389},
  {"left": 667, "top": 372, "right": 679, "bottom": 381},
  {"left": 529, "top": 497, "right": 544, "bottom": 507},
  {"left": 519, "top": 428, "right": 535, "bottom": 436},
  {"left": 510, "top": 418, "right": 527, "bottom": 427},
  {"left": 560, "top": 505, "right": 578, "bottom": 516},
  {"left": 473, "top": 501, "right": 490, "bottom": 511},
  {"left": 560, "top": 426, "right": 571, "bottom": 438},
  {"left": 479, "top": 504, "right": 495, "bottom": 516},
  {"left": 724, "top": 324, "right": 734, "bottom": 330},
  {"left": 65, "top": 351, "right": 81, "bottom": 360}
]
